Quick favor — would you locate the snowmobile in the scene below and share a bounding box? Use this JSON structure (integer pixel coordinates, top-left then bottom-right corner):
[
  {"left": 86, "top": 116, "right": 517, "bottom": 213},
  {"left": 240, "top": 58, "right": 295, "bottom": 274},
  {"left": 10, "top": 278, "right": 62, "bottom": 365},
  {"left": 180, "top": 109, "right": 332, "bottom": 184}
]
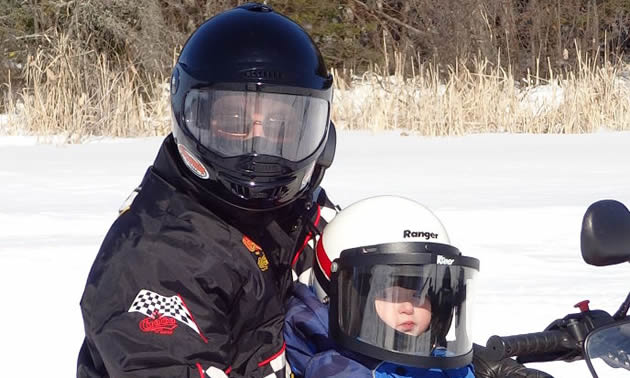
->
[{"left": 484, "top": 199, "right": 630, "bottom": 378}]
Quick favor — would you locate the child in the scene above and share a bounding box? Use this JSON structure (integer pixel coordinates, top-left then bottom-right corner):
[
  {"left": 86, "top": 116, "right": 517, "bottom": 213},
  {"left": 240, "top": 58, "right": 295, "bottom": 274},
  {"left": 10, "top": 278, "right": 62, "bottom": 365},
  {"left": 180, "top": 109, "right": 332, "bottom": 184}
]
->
[
  {"left": 285, "top": 195, "right": 479, "bottom": 377},
  {"left": 374, "top": 278, "right": 433, "bottom": 337}
]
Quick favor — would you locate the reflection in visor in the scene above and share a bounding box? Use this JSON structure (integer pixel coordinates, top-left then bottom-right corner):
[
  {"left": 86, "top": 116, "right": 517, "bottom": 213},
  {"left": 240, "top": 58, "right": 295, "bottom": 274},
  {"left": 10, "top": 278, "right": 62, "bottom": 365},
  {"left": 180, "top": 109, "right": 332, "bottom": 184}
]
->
[
  {"left": 183, "top": 89, "right": 329, "bottom": 162},
  {"left": 335, "top": 264, "right": 477, "bottom": 359}
]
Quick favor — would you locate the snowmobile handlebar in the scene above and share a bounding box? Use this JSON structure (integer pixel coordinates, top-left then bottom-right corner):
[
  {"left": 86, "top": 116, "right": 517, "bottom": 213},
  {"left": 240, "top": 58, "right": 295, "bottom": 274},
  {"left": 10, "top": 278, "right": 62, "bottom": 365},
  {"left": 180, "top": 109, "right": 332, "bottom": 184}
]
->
[
  {"left": 485, "top": 330, "right": 575, "bottom": 361},
  {"left": 485, "top": 308, "right": 615, "bottom": 364},
  {"left": 485, "top": 199, "right": 630, "bottom": 363},
  {"left": 482, "top": 199, "right": 630, "bottom": 377}
]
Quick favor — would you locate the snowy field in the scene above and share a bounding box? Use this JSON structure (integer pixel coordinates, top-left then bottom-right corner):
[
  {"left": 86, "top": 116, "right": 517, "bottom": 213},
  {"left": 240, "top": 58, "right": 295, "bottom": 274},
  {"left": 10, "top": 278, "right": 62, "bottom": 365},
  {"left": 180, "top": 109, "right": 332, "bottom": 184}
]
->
[{"left": 1, "top": 130, "right": 630, "bottom": 377}]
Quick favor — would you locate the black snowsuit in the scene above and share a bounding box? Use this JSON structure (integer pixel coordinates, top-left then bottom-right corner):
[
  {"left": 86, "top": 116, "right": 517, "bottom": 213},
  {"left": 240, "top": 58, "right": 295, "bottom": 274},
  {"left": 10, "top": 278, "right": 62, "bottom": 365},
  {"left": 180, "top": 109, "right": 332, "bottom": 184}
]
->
[{"left": 77, "top": 134, "right": 329, "bottom": 377}]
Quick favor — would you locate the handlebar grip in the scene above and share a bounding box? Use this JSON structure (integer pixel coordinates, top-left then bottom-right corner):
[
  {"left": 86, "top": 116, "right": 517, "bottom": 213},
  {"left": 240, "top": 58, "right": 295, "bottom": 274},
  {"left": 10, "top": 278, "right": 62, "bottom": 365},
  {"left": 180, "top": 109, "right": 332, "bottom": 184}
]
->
[{"left": 486, "top": 330, "right": 573, "bottom": 361}]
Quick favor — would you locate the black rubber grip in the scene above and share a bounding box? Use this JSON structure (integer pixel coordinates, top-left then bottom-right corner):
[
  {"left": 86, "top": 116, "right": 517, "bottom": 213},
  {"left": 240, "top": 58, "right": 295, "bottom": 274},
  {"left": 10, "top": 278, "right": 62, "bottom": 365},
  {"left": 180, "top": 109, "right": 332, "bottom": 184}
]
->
[{"left": 485, "top": 330, "right": 572, "bottom": 361}]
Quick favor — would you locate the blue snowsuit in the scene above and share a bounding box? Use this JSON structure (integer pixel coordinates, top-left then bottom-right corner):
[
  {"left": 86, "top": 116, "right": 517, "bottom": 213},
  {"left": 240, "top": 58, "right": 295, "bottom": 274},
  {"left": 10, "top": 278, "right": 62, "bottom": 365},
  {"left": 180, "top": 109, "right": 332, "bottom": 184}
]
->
[{"left": 284, "top": 282, "right": 476, "bottom": 377}]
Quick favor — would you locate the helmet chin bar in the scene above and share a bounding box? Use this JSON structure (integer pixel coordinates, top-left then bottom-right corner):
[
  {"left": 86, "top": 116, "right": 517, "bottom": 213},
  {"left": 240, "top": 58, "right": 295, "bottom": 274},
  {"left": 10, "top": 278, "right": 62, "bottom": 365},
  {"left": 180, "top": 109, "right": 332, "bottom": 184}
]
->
[
  {"left": 217, "top": 126, "right": 333, "bottom": 211},
  {"left": 330, "top": 329, "right": 474, "bottom": 370},
  {"left": 174, "top": 133, "right": 332, "bottom": 213}
]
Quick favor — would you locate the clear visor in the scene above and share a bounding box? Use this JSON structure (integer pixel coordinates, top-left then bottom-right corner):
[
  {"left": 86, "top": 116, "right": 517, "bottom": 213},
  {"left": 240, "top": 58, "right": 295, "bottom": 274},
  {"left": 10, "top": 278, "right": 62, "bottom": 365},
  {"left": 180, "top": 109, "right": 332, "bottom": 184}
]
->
[
  {"left": 183, "top": 89, "right": 329, "bottom": 162},
  {"left": 335, "top": 264, "right": 477, "bottom": 359}
]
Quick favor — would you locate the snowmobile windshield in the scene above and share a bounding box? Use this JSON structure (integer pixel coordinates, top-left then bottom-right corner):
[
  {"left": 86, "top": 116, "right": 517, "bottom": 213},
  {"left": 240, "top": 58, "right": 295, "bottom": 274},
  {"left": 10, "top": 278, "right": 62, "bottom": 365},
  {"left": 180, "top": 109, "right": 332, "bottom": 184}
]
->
[
  {"left": 585, "top": 320, "right": 630, "bottom": 377},
  {"left": 183, "top": 89, "right": 329, "bottom": 162},
  {"left": 330, "top": 243, "right": 479, "bottom": 369}
]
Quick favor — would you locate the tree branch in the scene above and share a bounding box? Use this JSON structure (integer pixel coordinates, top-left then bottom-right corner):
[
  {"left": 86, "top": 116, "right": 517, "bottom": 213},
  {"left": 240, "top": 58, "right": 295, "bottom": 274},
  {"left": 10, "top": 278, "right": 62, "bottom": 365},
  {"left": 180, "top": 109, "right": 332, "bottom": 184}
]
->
[{"left": 349, "top": 0, "right": 432, "bottom": 39}]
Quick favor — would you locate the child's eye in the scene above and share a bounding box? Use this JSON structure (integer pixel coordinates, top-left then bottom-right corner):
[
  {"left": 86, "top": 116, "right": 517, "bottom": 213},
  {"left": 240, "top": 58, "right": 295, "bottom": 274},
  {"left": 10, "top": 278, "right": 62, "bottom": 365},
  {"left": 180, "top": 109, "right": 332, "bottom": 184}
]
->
[
  {"left": 412, "top": 295, "right": 423, "bottom": 302},
  {"left": 411, "top": 294, "right": 427, "bottom": 306}
]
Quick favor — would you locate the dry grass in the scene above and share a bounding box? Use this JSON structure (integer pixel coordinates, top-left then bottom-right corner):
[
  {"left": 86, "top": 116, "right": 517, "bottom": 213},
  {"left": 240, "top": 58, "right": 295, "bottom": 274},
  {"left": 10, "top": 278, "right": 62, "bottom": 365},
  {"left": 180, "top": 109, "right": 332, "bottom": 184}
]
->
[
  {"left": 2, "top": 33, "right": 170, "bottom": 142},
  {"left": 332, "top": 51, "right": 630, "bottom": 135},
  {"left": 1, "top": 33, "right": 629, "bottom": 140}
]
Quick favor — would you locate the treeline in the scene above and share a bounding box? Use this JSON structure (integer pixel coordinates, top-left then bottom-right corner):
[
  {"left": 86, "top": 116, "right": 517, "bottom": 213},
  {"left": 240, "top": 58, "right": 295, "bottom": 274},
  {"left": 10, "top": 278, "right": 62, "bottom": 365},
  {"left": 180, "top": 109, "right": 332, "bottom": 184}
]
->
[
  {"left": 1, "top": 1, "right": 629, "bottom": 137},
  {"left": 2, "top": 1, "right": 629, "bottom": 81}
]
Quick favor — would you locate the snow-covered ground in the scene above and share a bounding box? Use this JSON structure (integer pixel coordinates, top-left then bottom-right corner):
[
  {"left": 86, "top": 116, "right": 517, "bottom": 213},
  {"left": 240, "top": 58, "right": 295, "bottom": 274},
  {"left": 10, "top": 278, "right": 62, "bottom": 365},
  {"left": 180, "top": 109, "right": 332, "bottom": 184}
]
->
[{"left": 1, "top": 131, "right": 630, "bottom": 377}]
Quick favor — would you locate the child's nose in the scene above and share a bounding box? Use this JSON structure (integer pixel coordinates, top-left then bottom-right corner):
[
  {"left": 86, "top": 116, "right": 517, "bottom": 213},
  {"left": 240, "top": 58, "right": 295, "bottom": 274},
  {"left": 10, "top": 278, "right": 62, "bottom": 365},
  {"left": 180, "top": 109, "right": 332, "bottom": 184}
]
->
[{"left": 398, "top": 301, "right": 414, "bottom": 314}]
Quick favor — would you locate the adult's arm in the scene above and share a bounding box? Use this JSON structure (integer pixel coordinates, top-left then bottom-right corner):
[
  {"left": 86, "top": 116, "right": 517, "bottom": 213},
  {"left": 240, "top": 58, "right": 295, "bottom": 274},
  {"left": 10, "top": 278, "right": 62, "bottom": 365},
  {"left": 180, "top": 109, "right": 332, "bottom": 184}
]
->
[{"left": 78, "top": 220, "right": 241, "bottom": 377}]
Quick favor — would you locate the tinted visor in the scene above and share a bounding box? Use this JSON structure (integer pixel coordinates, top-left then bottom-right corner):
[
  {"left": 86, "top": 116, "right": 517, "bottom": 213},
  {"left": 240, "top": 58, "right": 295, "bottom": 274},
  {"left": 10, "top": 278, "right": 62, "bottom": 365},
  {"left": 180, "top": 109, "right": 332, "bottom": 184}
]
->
[
  {"left": 184, "top": 89, "right": 329, "bottom": 162},
  {"left": 335, "top": 263, "right": 477, "bottom": 360}
]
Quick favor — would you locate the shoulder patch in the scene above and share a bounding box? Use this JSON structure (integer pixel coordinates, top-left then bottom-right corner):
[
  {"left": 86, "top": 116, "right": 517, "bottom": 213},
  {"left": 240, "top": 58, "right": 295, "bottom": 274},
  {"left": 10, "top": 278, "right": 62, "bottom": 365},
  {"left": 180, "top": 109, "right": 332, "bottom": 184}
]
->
[
  {"left": 128, "top": 289, "right": 208, "bottom": 343},
  {"left": 242, "top": 236, "right": 270, "bottom": 272},
  {"left": 242, "top": 235, "right": 262, "bottom": 252}
]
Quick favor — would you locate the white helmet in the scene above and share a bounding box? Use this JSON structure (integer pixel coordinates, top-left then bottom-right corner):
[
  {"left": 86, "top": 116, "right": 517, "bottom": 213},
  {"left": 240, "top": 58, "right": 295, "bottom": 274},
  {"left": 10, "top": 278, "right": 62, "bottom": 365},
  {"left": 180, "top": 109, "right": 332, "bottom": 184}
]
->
[
  {"left": 312, "top": 195, "right": 480, "bottom": 370},
  {"left": 311, "top": 195, "right": 452, "bottom": 303}
]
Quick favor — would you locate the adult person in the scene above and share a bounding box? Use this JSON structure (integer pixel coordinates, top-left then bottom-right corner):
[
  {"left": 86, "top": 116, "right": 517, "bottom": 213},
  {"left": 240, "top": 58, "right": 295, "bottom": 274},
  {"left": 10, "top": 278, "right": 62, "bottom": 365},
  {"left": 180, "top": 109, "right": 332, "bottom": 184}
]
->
[
  {"left": 285, "top": 196, "right": 552, "bottom": 378},
  {"left": 77, "top": 3, "right": 336, "bottom": 377}
]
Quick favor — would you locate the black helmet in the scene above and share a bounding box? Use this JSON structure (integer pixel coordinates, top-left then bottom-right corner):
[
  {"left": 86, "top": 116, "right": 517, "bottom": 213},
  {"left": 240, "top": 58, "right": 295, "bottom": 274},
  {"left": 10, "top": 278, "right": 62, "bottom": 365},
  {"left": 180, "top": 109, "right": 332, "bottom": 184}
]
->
[{"left": 170, "top": 3, "right": 335, "bottom": 211}]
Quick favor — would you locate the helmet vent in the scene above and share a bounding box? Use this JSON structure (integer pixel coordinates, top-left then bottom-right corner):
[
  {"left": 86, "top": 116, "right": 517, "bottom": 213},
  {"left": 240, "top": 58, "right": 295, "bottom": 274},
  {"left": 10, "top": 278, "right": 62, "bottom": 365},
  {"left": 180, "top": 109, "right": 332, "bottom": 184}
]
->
[
  {"left": 270, "top": 186, "right": 287, "bottom": 199},
  {"left": 230, "top": 183, "right": 250, "bottom": 198},
  {"left": 253, "top": 163, "right": 282, "bottom": 174},
  {"left": 242, "top": 69, "right": 283, "bottom": 80}
]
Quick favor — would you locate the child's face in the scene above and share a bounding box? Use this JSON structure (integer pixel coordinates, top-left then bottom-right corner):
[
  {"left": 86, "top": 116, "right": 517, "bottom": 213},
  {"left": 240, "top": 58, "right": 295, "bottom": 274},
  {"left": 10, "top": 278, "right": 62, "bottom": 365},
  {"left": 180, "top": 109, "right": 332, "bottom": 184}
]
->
[{"left": 374, "top": 286, "right": 432, "bottom": 336}]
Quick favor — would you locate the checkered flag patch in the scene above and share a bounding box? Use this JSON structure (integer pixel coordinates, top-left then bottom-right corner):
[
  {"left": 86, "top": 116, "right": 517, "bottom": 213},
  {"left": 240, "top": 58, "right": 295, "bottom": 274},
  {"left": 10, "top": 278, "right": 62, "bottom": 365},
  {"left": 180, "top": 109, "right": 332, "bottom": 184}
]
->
[{"left": 128, "top": 289, "right": 200, "bottom": 335}]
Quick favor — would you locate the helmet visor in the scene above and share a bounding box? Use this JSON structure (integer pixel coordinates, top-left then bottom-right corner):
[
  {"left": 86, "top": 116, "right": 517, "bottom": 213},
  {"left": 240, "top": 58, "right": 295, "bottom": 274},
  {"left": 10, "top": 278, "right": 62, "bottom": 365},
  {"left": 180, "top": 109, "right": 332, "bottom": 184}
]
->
[
  {"left": 335, "top": 263, "right": 477, "bottom": 359},
  {"left": 183, "top": 89, "right": 329, "bottom": 162}
]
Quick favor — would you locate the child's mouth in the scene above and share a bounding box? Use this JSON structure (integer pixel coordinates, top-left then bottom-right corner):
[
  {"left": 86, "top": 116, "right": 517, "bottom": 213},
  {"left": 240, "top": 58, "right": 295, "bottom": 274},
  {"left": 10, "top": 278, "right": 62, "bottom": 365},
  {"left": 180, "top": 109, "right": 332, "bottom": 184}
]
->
[{"left": 398, "top": 321, "right": 416, "bottom": 331}]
